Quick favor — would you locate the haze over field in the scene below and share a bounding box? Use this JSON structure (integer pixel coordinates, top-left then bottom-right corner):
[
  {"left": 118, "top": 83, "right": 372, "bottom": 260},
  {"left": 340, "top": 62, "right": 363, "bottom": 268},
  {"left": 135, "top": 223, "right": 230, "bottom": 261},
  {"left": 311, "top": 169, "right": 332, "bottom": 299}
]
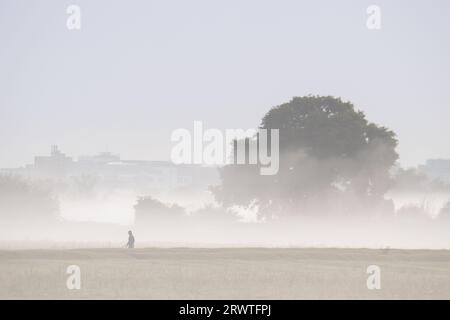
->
[
  {"left": 1, "top": 0, "right": 450, "bottom": 301},
  {"left": 0, "top": 0, "right": 450, "bottom": 300}
]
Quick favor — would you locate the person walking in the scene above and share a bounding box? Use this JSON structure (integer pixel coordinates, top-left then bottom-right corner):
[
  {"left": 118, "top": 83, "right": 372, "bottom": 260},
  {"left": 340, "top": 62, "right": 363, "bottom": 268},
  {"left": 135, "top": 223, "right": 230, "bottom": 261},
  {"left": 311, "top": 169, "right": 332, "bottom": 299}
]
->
[{"left": 126, "top": 230, "right": 135, "bottom": 249}]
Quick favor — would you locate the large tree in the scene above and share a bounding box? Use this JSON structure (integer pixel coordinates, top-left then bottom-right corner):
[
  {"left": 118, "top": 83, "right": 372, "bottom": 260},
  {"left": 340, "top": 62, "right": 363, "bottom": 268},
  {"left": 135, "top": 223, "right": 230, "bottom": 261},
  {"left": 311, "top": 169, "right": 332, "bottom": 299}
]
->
[{"left": 213, "top": 96, "right": 398, "bottom": 218}]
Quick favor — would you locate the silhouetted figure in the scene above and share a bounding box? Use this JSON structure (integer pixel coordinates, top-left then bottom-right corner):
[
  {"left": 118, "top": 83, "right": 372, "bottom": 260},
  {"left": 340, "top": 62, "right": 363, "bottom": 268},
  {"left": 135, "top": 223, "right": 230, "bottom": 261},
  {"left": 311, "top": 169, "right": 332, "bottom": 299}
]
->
[{"left": 126, "top": 230, "right": 135, "bottom": 249}]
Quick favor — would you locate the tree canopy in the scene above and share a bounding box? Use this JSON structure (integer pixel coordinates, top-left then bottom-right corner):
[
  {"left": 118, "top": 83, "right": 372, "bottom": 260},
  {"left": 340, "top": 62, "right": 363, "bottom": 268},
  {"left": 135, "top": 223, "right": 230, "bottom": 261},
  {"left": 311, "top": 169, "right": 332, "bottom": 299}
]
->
[
  {"left": 0, "top": 175, "right": 58, "bottom": 223},
  {"left": 213, "top": 96, "right": 399, "bottom": 218}
]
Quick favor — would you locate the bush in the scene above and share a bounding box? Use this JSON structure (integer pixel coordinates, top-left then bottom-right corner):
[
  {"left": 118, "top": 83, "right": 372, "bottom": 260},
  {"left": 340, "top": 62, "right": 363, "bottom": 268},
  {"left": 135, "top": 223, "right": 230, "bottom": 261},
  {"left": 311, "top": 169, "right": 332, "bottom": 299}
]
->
[{"left": 0, "top": 175, "right": 59, "bottom": 223}]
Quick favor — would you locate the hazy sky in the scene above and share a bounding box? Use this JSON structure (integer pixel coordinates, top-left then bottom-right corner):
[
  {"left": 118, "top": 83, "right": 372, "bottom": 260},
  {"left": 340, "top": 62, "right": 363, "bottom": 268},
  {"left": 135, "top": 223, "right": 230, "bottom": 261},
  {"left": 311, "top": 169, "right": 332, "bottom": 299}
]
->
[{"left": 1, "top": 0, "right": 449, "bottom": 168}]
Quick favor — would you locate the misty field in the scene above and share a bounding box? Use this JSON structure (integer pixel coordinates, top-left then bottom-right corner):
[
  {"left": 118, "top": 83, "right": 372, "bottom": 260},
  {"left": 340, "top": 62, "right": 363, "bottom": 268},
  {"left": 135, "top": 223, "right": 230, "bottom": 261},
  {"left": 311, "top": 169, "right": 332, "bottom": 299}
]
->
[{"left": 0, "top": 248, "right": 450, "bottom": 299}]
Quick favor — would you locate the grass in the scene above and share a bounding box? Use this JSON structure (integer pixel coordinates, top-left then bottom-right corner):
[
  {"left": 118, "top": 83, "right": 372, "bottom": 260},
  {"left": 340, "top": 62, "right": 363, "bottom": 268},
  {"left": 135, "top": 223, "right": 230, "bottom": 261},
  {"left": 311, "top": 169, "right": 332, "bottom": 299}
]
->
[{"left": 0, "top": 248, "right": 449, "bottom": 299}]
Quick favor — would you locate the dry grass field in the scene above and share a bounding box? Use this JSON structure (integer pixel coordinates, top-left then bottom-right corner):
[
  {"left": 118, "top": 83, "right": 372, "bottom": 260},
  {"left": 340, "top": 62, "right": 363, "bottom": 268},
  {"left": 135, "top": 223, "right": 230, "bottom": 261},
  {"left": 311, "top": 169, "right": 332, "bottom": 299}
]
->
[{"left": 1, "top": 248, "right": 450, "bottom": 299}]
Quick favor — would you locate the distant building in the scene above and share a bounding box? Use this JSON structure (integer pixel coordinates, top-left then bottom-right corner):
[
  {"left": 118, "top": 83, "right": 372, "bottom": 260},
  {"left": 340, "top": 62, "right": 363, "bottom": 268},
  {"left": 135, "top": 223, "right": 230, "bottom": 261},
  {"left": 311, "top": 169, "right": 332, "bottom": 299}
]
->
[
  {"left": 419, "top": 159, "right": 450, "bottom": 184},
  {"left": 0, "top": 146, "right": 220, "bottom": 191},
  {"left": 34, "top": 145, "right": 74, "bottom": 178}
]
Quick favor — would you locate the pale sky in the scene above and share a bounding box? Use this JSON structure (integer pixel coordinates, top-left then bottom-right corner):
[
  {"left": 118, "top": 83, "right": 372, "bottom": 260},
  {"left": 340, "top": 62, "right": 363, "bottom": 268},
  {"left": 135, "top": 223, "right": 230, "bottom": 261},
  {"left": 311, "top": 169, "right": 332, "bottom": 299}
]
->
[{"left": 1, "top": 0, "right": 449, "bottom": 168}]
